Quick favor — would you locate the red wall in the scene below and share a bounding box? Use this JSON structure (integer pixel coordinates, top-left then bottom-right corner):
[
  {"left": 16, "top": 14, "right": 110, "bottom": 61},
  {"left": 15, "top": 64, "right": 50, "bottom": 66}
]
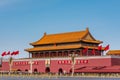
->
[
  {"left": 50, "top": 60, "right": 72, "bottom": 73},
  {"left": 32, "top": 60, "right": 45, "bottom": 73},
  {"left": 111, "top": 58, "right": 120, "bottom": 66},
  {"left": 0, "top": 56, "right": 119, "bottom": 73},
  {"left": 11, "top": 60, "right": 46, "bottom": 73},
  {"left": 1, "top": 61, "right": 10, "bottom": 71}
]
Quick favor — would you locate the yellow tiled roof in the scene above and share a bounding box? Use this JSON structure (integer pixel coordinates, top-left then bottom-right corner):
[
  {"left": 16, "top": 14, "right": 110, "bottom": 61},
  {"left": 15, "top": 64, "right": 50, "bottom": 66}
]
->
[
  {"left": 31, "top": 28, "right": 101, "bottom": 45},
  {"left": 107, "top": 50, "right": 120, "bottom": 55},
  {"left": 25, "top": 45, "right": 99, "bottom": 52}
]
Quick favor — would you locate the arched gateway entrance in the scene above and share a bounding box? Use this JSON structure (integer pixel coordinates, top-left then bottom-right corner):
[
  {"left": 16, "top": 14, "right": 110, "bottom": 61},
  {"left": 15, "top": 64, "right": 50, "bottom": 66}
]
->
[
  {"left": 58, "top": 68, "right": 63, "bottom": 75},
  {"left": 34, "top": 68, "right": 38, "bottom": 73},
  {"left": 45, "top": 67, "right": 50, "bottom": 73}
]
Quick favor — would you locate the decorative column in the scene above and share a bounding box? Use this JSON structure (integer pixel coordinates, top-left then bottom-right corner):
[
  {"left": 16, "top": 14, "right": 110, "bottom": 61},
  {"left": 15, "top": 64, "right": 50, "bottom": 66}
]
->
[
  {"left": 9, "top": 57, "right": 13, "bottom": 75},
  {"left": 56, "top": 51, "right": 58, "bottom": 57},
  {"left": 68, "top": 50, "right": 70, "bottom": 57},
  {"left": 42, "top": 52, "right": 44, "bottom": 58},
  {"left": 29, "top": 53, "right": 30, "bottom": 58},
  {"left": 49, "top": 51, "right": 50, "bottom": 58},
  {"left": 69, "top": 51, "right": 78, "bottom": 77},
  {"left": 62, "top": 51, "right": 63, "bottom": 57},
  {"left": 58, "top": 52, "right": 60, "bottom": 57},
  {"left": 50, "top": 52, "right": 52, "bottom": 57},
  {"left": 29, "top": 60, "right": 34, "bottom": 74},
  {"left": 80, "top": 49, "right": 82, "bottom": 56}
]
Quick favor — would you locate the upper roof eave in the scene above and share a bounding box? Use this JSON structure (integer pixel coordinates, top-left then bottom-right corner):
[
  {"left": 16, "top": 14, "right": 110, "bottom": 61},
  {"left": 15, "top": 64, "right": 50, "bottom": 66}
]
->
[{"left": 30, "top": 28, "right": 101, "bottom": 46}]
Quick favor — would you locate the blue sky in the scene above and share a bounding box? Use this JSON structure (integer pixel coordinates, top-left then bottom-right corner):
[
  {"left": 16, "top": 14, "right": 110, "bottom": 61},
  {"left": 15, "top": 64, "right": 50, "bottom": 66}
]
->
[{"left": 0, "top": 0, "right": 120, "bottom": 58}]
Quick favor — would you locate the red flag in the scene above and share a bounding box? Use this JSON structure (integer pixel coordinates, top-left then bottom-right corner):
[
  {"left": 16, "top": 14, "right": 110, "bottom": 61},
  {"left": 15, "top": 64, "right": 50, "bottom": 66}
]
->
[
  {"left": 15, "top": 51, "right": 19, "bottom": 55},
  {"left": 1, "top": 51, "right": 6, "bottom": 56},
  {"left": 98, "top": 45, "right": 102, "bottom": 50},
  {"left": 82, "top": 47, "right": 88, "bottom": 53},
  {"left": 7, "top": 51, "right": 10, "bottom": 55},
  {"left": 104, "top": 45, "right": 109, "bottom": 51},
  {"left": 11, "top": 51, "right": 19, "bottom": 55},
  {"left": 91, "top": 49, "right": 95, "bottom": 54},
  {"left": 11, "top": 51, "right": 15, "bottom": 55}
]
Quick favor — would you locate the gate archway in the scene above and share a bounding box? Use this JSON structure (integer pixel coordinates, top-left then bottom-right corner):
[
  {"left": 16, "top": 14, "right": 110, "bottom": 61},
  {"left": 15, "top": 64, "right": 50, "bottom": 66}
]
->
[
  {"left": 58, "top": 68, "right": 63, "bottom": 74},
  {"left": 45, "top": 67, "right": 50, "bottom": 73},
  {"left": 34, "top": 68, "right": 38, "bottom": 73}
]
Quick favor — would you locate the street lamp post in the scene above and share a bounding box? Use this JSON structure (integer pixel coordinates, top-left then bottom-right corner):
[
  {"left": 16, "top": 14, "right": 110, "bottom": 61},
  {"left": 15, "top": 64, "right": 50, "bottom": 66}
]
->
[
  {"left": 69, "top": 52, "right": 78, "bottom": 77},
  {"left": 9, "top": 57, "right": 13, "bottom": 75},
  {"left": 29, "top": 60, "right": 34, "bottom": 74},
  {"left": 71, "top": 54, "right": 75, "bottom": 77}
]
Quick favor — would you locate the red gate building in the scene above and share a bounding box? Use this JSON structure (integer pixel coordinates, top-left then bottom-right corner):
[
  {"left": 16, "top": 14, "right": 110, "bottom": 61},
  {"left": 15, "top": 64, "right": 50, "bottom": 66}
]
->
[{"left": 0, "top": 28, "right": 120, "bottom": 73}]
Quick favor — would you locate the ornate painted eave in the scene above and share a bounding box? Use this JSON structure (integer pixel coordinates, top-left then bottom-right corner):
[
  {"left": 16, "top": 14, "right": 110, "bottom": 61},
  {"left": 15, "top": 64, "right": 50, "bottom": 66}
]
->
[{"left": 25, "top": 45, "right": 101, "bottom": 52}]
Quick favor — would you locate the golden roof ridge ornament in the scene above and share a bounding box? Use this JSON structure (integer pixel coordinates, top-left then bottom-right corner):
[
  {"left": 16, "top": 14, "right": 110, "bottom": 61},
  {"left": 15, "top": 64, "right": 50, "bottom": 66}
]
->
[
  {"left": 86, "top": 27, "right": 89, "bottom": 32},
  {"left": 44, "top": 32, "right": 47, "bottom": 36}
]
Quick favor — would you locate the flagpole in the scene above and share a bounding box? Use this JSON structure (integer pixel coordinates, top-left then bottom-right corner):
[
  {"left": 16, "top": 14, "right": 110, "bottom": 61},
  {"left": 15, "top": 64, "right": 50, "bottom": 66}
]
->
[
  {"left": 104, "top": 44, "right": 110, "bottom": 55},
  {"left": 100, "top": 50, "right": 102, "bottom": 56},
  {"left": 98, "top": 45, "right": 103, "bottom": 56},
  {"left": 81, "top": 49, "right": 82, "bottom": 56},
  {"left": 94, "top": 49, "right": 95, "bottom": 56},
  {"left": 87, "top": 49, "right": 88, "bottom": 56},
  {"left": 9, "top": 56, "right": 13, "bottom": 75}
]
